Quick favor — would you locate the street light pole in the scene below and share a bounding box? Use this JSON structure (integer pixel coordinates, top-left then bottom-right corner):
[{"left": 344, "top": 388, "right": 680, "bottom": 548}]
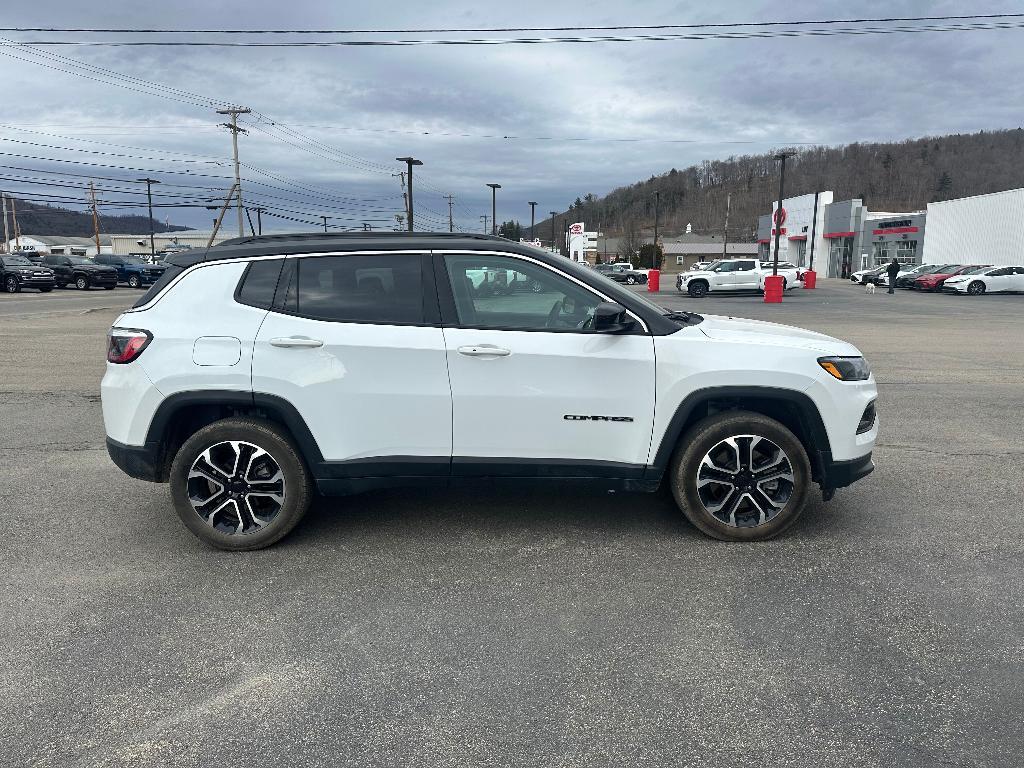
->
[
  {"left": 528, "top": 201, "right": 537, "bottom": 240},
  {"left": 396, "top": 157, "right": 422, "bottom": 232},
  {"left": 486, "top": 184, "right": 501, "bottom": 236},
  {"left": 136, "top": 178, "right": 160, "bottom": 258},
  {"left": 549, "top": 211, "right": 557, "bottom": 252},
  {"left": 653, "top": 190, "right": 660, "bottom": 269}
]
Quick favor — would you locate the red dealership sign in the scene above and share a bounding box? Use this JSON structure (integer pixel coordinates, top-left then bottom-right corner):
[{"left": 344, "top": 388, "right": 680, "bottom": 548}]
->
[
  {"left": 872, "top": 226, "right": 919, "bottom": 235},
  {"left": 773, "top": 207, "right": 787, "bottom": 227}
]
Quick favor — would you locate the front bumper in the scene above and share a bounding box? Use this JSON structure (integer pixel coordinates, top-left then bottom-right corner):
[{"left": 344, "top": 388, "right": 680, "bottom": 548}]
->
[
  {"left": 17, "top": 275, "right": 56, "bottom": 288},
  {"left": 820, "top": 452, "right": 874, "bottom": 490}
]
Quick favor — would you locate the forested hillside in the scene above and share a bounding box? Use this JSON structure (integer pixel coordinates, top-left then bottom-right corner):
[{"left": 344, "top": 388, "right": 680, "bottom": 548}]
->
[
  {"left": 2, "top": 197, "right": 189, "bottom": 237},
  {"left": 542, "top": 128, "right": 1024, "bottom": 241}
]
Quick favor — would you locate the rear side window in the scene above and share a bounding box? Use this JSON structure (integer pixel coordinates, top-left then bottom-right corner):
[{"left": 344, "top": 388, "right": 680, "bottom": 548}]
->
[
  {"left": 275, "top": 254, "right": 424, "bottom": 325},
  {"left": 235, "top": 259, "right": 284, "bottom": 309}
]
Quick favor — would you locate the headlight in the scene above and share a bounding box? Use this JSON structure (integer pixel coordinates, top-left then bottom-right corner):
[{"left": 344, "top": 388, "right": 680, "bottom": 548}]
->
[{"left": 818, "top": 356, "right": 871, "bottom": 381}]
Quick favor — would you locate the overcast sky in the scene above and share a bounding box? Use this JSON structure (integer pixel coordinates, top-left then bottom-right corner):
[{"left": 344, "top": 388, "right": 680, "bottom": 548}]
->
[{"left": 2, "top": 0, "right": 1023, "bottom": 234}]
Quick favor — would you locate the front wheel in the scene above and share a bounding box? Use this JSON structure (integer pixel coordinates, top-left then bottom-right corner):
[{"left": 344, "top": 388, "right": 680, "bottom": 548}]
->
[
  {"left": 967, "top": 280, "right": 986, "bottom": 295},
  {"left": 169, "top": 418, "right": 313, "bottom": 551},
  {"left": 687, "top": 281, "right": 708, "bottom": 298},
  {"left": 75, "top": 276, "right": 89, "bottom": 290},
  {"left": 4, "top": 275, "right": 19, "bottom": 293},
  {"left": 127, "top": 274, "right": 141, "bottom": 288},
  {"left": 668, "top": 411, "right": 812, "bottom": 541},
  {"left": 626, "top": 275, "right": 637, "bottom": 285}
]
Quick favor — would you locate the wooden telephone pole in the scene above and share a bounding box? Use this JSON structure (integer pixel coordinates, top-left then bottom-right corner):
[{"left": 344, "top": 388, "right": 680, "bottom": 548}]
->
[
  {"left": 443, "top": 194, "right": 455, "bottom": 233},
  {"left": 89, "top": 182, "right": 101, "bottom": 254}
]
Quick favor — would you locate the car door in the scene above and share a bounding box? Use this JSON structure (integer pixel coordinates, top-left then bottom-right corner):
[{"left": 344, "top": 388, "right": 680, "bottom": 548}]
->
[
  {"left": 980, "top": 267, "right": 1011, "bottom": 292},
  {"left": 1012, "top": 267, "right": 1024, "bottom": 291},
  {"left": 731, "top": 260, "right": 759, "bottom": 290},
  {"left": 710, "top": 261, "right": 741, "bottom": 289},
  {"left": 251, "top": 252, "right": 453, "bottom": 479},
  {"left": 438, "top": 251, "right": 656, "bottom": 477}
]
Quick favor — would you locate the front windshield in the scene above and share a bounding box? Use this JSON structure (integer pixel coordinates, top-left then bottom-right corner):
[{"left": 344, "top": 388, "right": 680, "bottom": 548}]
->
[
  {"left": 3, "top": 256, "right": 35, "bottom": 266},
  {"left": 123, "top": 256, "right": 147, "bottom": 265},
  {"left": 962, "top": 266, "right": 991, "bottom": 275},
  {"left": 703, "top": 260, "right": 722, "bottom": 271}
]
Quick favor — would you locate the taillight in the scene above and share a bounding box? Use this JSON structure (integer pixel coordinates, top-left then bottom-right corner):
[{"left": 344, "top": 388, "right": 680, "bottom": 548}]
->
[{"left": 107, "top": 328, "right": 152, "bottom": 364}]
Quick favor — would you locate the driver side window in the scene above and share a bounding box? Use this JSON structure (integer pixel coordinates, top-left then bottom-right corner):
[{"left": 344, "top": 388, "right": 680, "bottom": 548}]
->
[{"left": 444, "top": 254, "right": 602, "bottom": 332}]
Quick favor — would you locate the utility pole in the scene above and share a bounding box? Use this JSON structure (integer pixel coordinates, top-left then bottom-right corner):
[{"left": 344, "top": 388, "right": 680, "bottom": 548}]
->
[
  {"left": 136, "top": 178, "right": 160, "bottom": 258},
  {"left": 1, "top": 194, "right": 9, "bottom": 253},
  {"left": 549, "top": 211, "right": 557, "bottom": 252},
  {"left": 88, "top": 181, "right": 101, "bottom": 254},
  {"left": 653, "top": 190, "right": 660, "bottom": 269},
  {"left": 207, "top": 182, "right": 239, "bottom": 247},
  {"left": 396, "top": 157, "right": 422, "bottom": 232},
  {"left": 10, "top": 196, "right": 20, "bottom": 251},
  {"left": 480, "top": 214, "right": 489, "bottom": 234},
  {"left": 528, "top": 201, "right": 537, "bottom": 240},
  {"left": 807, "top": 192, "right": 820, "bottom": 271},
  {"left": 771, "top": 152, "right": 797, "bottom": 277},
  {"left": 251, "top": 207, "right": 265, "bottom": 236},
  {"left": 217, "top": 106, "right": 251, "bottom": 237},
  {"left": 443, "top": 194, "right": 455, "bottom": 233},
  {"left": 320, "top": 215, "right": 329, "bottom": 233},
  {"left": 722, "top": 192, "right": 732, "bottom": 258},
  {"left": 486, "top": 183, "right": 501, "bottom": 236}
]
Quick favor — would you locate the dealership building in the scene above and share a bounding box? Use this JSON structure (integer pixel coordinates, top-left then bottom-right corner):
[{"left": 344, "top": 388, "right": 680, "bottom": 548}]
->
[{"left": 758, "top": 193, "right": 927, "bottom": 278}]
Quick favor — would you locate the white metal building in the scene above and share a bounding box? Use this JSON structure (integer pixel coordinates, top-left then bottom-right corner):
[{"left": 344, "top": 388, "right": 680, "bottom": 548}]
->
[
  {"left": 923, "top": 188, "right": 1024, "bottom": 267},
  {"left": 2, "top": 235, "right": 112, "bottom": 256},
  {"left": 109, "top": 231, "right": 225, "bottom": 255},
  {"left": 757, "top": 191, "right": 834, "bottom": 268}
]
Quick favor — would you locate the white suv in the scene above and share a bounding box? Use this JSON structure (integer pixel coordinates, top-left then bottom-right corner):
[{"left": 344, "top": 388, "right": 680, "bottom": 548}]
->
[
  {"left": 102, "top": 233, "right": 877, "bottom": 550},
  {"left": 676, "top": 259, "right": 801, "bottom": 297}
]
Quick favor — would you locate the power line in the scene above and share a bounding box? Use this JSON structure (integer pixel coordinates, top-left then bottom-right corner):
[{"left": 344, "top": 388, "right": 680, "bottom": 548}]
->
[
  {"left": 5, "top": 20, "right": 1024, "bottom": 46},
  {"left": 3, "top": 14, "right": 1022, "bottom": 33}
]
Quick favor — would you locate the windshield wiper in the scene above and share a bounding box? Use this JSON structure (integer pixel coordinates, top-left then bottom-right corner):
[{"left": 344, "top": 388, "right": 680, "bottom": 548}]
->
[{"left": 664, "top": 310, "right": 702, "bottom": 325}]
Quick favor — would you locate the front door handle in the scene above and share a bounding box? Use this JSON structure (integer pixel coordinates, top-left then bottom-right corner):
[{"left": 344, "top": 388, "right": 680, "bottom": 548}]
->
[
  {"left": 270, "top": 336, "right": 324, "bottom": 349},
  {"left": 457, "top": 344, "right": 511, "bottom": 357}
]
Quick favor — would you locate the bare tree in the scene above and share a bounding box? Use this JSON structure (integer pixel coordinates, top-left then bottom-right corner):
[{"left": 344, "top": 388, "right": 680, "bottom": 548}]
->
[{"left": 618, "top": 220, "right": 643, "bottom": 263}]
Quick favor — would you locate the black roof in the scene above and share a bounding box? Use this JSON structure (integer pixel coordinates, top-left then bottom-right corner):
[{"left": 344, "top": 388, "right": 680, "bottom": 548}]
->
[{"left": 167, "top": 231, "right": 529, "bottom": 267}]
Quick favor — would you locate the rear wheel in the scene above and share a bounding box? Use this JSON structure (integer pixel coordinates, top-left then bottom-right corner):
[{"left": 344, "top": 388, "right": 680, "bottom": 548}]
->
[
  {"left": 626, "top": 275, "right": 637, "bottom": 285},
  {"left": 967, "top": 280, "right": 986, "bottom": 295},
  {"left": 75, "top": 275, "right": 89, "bottom": 290},
  {"left": 169, "top": 418, "right": 313, "bottom": 551},
  {"left": 668, "top": 411, "right": 812, "bottom": 541},
  {"left": 688, "top": 281, "right": 708, "bottom": 298},
  {"left": 4, "top": 275, "right": 19, "bottom": 293}
]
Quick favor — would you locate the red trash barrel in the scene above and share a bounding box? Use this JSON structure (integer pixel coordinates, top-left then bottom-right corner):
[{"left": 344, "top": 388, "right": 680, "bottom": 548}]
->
[
  {"left": 647, "top": 269, "right": 660, "bottom": 292},
  {"left": 803, "top": 269, "right": 817, "bottom": 289},
  {"left": 763, "top": 274, "right": 784, "bottom": 303}
]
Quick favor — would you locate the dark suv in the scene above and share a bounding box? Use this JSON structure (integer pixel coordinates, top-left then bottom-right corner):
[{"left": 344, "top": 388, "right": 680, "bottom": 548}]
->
[
  {"left": 42, "top": 254, "right": 118, "bottom": 290},
  {"left": 595, "top": 263, "right": 649, "bottom": 285},
  {"left": 93, "top": 254, "right": 166, "bottom": 288},
  {"left": 0, "top": 254, "right": 56, "bottom": 293}
]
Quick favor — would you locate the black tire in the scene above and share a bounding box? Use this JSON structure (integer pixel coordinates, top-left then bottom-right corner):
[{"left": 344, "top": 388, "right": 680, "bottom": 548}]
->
[
  {"left": 75, "top": 275, "right": 89, "bottom": 290},
  {"left": 668, "top": 411, "right": 812, "bottom": 541},
  {"left": 128, "top": 274, "right": 141, "bottom": 288},
  {"left": 967, "top": 280, "right": 986, "bottom": 296},
  {"left": 626, "top": 275, "right": 637, "bottom": 285},
  {"left": 4, "top": 275, "right": 19, "bottom": 293},
  {"left": 688, "top": 281, "right": 708, "bottom": 298},
  {"left": 169, "top": 418, "right": 313, "bottom": 551}
]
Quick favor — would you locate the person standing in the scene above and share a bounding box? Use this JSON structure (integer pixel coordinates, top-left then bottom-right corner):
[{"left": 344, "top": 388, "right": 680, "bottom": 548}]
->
[{"left": 886, "top": 258, "right": 901, "bottom": 294}]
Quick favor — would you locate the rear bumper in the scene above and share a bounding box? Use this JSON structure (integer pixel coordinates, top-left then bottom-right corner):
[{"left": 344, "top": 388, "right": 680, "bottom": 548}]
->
[
  {"left": 106, "top": 437, "right": 164, "bottom": 482},
  {"left": 820, "top": 452, "right": 874, "bottom": 490}
]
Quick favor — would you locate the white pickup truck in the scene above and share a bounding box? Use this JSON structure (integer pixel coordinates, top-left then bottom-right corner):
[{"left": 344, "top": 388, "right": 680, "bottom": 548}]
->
[{"left": 676, "top": 258, "right": 801, "bottom": 298}]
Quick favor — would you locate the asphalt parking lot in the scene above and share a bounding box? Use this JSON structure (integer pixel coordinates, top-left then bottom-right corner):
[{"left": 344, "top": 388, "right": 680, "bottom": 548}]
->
[{"left": 1, "top": 279, "right": 1022, "bottom": 767}]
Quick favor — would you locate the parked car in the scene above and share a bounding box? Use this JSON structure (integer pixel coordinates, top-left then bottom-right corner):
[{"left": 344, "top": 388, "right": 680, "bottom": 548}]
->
[
  {"left": 872, "top": 263, "right": 934, "bottom": 287},
  {"left": 93, "top": 254, "right": 167, "bottom": 288},
  {"left": 894, "top": 264, "right": 960, "bottom": 290},
  {"left": 943, "top": 265, "right": 1024, "bottom": 295},
  {"left": 42, "top": 254, "right": 118, "bottom": 290},
  {"left": 913, "top": 264, "right": 989, "bottom": 292},
  {"left": 850, "top": 266, "right": 887, "bottom": 285},
  {"left": 0, "top": 254, "right": 55, "bottom": 293},
  {"left": 595, "top": 263, "right": 649, "bottom": 285},
  {"left": 101, "top": 232, "right": 876, "bottom": 550},
  {"left": 676, "top": 258, "right": 800, "bottom": 297}
]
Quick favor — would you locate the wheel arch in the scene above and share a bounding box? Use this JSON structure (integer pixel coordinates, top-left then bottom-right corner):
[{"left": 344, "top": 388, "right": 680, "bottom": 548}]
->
[
  {"left": 143, "top": 390, "right": 323, "bottom": 482},
  {"left": 647, "top": 386, "right": 832, "bottom": 484}
]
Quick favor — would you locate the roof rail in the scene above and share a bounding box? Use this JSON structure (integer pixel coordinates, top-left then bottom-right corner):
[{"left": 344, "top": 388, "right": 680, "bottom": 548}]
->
[{"left": 215, "top": 231, "right": 510, "bottom": 247}]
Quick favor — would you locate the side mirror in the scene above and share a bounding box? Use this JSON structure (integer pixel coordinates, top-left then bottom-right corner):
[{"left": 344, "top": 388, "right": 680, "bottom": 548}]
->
[{"left": 592, "top": 302, "right": 636, "bottom": 334}]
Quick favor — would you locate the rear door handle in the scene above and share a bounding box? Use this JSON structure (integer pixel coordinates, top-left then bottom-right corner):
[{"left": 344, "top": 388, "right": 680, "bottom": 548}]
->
[
  {"left": 457, "top": 344, "right": 511, "bottom": 357},
  {"left": 270, "top": 336, "right": 324, "bottom": 348}
]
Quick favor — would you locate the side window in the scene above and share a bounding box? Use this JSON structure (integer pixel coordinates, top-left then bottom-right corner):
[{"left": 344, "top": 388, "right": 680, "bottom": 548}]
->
[
  {"left": 280, "top": 254, "right": 424, "bottom": 325},
  {"left": 717, "top": 262, "right": 736, "bottom": 272},
  {"left": 444, "top": 254, "right": 602, "bottom": 332},
  {"left": 989, "top": 268, "right": 1010, "bottom": 276},
  {"left": 236, "top": 259, "right": 284, "bottom": 309},
  {"left": 736, "top": 260, "right": 756, "bottom": 271}
]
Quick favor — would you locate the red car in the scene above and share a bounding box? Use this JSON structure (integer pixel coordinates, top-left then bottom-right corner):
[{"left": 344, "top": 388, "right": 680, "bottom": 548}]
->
[{"left": 913, "top": 264, "right": 991, "bottom": 291}]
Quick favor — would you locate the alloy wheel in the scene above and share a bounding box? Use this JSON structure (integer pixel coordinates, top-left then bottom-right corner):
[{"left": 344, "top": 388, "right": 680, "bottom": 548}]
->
[
  {"left": 5, "top": 276, "right": 17, "bottom": 293},
  {"left": 186, "top": 440, "right": 286, "bottom": 535},
  {"left": 695, "top": 434, "right": 795, "bottom": 528},
  {"left": 967, "top": 281, "right": 985, "bottom": 295}
]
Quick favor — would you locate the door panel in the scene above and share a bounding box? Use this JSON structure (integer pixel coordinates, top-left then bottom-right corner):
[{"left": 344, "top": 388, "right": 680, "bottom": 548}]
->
[
  {"left": 440, "top": 252, "right": 656, "bottom": 472},
  {"left": 251, "top": 253, "right": 451, "bottom": 467}
]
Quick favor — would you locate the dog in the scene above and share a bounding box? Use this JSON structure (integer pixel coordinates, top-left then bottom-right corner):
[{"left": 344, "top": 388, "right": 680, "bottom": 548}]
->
[{"left": 865, "top": 282, "right": 876, "bottom": 294}]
